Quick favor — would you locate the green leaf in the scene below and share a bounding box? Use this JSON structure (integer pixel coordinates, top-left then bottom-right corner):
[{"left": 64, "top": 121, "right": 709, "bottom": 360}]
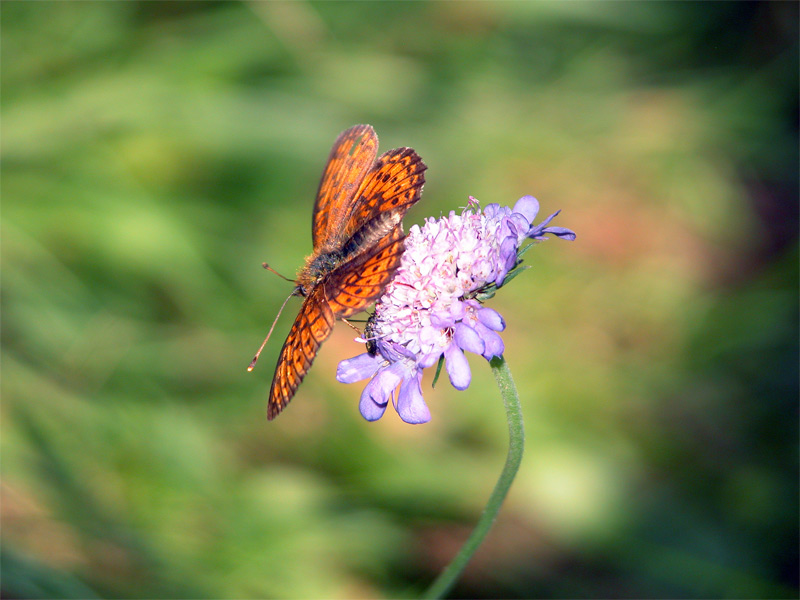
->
[
  {"left": 517, "top": 241, "right": 537, "bottom": 259},
  {"left": 500, "top": 264, "right": 530, "bottom": 287},
  {"left": 431, "top": 355, "right": 445, "bottom": 388}
]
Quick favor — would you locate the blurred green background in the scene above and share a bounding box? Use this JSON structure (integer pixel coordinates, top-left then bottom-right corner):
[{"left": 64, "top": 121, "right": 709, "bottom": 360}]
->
[{"left": 2, "top": 2, "right": 797, "bottom": 598}]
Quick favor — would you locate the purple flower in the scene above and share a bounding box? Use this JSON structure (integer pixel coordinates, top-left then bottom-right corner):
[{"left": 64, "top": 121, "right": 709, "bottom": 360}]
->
[
  {"left": 336, "top": 196, "right": 575, "bottom": 424},
  {"left": 514, "top": 195, "right": 577, "bottom": 241}
]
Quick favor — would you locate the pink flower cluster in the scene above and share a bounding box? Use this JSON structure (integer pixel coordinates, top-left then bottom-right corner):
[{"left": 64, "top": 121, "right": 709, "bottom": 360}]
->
[{"left": 337, "top": 196, "right": 575, "bottom": 423}]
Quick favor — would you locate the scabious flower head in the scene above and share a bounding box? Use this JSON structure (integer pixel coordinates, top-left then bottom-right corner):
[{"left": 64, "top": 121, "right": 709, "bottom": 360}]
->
[{"left": 337, "top": 196, "right": 575, "bottom": 424}]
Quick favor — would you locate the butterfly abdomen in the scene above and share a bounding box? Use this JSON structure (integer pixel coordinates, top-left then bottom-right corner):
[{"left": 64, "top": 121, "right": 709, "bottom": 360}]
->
[
  {"left": 299, "top": 207, "right": 405, "bottom": 294},
  {"left": 340, "top": 209, "right": 404, "bottom": 260}
]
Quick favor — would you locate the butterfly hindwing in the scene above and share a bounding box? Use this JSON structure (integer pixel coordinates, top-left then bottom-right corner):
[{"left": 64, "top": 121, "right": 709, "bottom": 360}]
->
[
  {"left": 343, "top": 147, "right": 426, "bottom": 243},
  {"left": 325, "top": 226, "right": 406, "bottom": 319},
  {"left": 267, "top": 286, "right": 335, "bottom": 420}
]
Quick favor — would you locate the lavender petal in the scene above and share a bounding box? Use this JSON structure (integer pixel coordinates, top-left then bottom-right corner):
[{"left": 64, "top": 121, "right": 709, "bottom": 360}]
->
[
  {"left": 475, "top": 322, "right": 505, "bottom": 359},
  {"left": 495, "top": 235, "right": 518, "bottom": 285},
  {"left": 527, "top": 210, "right": 560, "bottom": 238},
  {"left": 513, "top": 195, "right": 540, "bottom": 223},
  {"left": 542, "top": 226, "right": 576, "bottom": 241},
  {"left": 359, "top": 389, "right": 389, "bottom": 421},
  {"left": 444, "top": 342, "right": 471, "bottom": 390},
  {"left": 454, "top": 322, "right": 485, "bottom": 355},
  {"left": 477, "top": 307, "right": 506, "bottom": 331},
  {"left": 418, "top": 351, "right": 443, "bottom": 369},
  {"left": 395, "top": 371, "right": 431, "bottom": 424},
  {"left": 483, "top": 203, "right": 503, "bottom": 218},
  {"left": 358, "top": 361, "right": 409, "bottom": 421},
  {"left": 337, "top": 353, "right": 383, "bottom": 384}
]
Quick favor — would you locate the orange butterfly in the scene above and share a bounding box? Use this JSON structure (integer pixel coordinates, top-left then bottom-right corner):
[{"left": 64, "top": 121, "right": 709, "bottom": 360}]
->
[{"left": 250, "top": 125, "right": 426, "bottom": 420}]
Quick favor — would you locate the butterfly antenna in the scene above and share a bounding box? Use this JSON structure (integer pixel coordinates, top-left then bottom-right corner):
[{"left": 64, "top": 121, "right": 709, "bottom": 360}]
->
[
  {"left": 247, "top": 291, "right": 295, "bottom": 372},
  {"left": 262, "top": 262, "right": 295, "bottom": 283}
]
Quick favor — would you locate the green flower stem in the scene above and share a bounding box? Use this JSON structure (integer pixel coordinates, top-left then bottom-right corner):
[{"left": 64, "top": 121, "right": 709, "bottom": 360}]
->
[{"left": 422, "top": 355, "right": 525, "bottom": 599}]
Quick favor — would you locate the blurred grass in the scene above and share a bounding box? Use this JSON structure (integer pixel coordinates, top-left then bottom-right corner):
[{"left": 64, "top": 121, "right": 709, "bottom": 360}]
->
[{"left": 2, "top": 2, "right": 798, "bottom": 598}]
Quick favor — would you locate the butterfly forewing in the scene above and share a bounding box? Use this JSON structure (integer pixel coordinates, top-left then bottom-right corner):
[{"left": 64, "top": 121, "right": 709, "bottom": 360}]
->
[
  {"left": 312, "top": 125, "right": 379, "bottom": 253},
  {"left": 267, "top": 285, "right": 335, "bottom": 420}
]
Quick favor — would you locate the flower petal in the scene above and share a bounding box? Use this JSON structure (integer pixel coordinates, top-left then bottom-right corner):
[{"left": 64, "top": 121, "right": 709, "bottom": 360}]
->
[
  {"left": 444, "top": 342, "right": 471, "bottom": 390},
  {"left": 537, "top": 209, "right": 560, "bottom": 228},
  {"left": 475, "top": 322, "right": 505, "bottom": 359},
  {"left": 495, "top": 236, "right": 518, "bottom": 285},
  {"left": 508, "top": 213, "right": 531, "bottom": 240},
  {"left": 513, "top": 195, "right": 540, "bottom": 223},
  {"left": 527, "top": 210, "right": 559, "bottom": 238},
  {"left": 448, "top": 300, "right": 466, "bottom": 321},
  {"left": 359, "top": 389, "right": 389, "bottom": 421},
  {"left": 358, "top": 364, "right": 405, "bottom": 421},
  {"left": 395, "top": 371, "right": 431, "bottom": 424},
  {"left": 337, "top": 353, "right": 383, "bottom": 383},
  {"left": 418, "top": 351, "right": 442, "bottom": 369},
  {"left": 542, "top": 226, "right": 576, "bottom": 241},
  {"left": 483, "top": 203, "right": 503, "bottom": 219},
  {"left": 477, "top": 307, "right": 506, "bottom": 331},
  {"left": 454, "top": 322, "right": 485, "bottom": 355},
  {"left": 430, "top": 312, "right": 455, "bottom": 329}
]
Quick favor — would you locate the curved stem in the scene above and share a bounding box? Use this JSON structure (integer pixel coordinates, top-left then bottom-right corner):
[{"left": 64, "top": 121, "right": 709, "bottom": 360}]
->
[{"left": 422, "top": 355, "right": 525, "bottom": 599}]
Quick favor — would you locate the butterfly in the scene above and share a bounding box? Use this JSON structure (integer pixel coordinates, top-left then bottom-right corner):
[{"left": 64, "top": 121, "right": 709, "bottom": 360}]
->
[{"left": 251, "top": 124, "right": 426, "bottom": 420}]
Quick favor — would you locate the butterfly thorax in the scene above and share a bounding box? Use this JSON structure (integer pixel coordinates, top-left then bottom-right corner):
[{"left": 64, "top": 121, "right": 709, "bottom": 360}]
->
[
  {"left": 296, "top": 210, "right": 403, "bottom": 297},
  {"left": 295, "top": 252, "right": 342, "bottom": 296}
]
